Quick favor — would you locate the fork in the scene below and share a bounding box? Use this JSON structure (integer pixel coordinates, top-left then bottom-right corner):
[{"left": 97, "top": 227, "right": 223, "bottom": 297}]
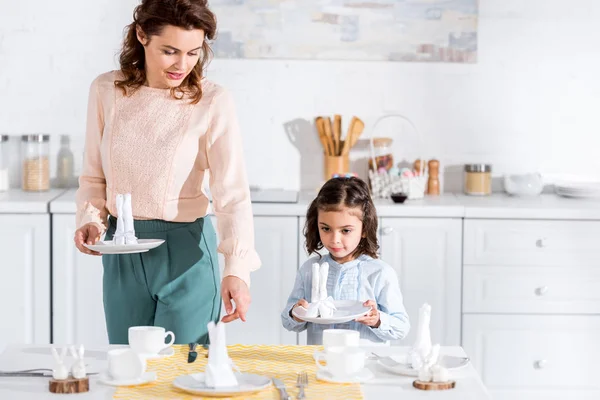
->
[{"left": 296, "top": 371, "right": 308, "bottom": 400}]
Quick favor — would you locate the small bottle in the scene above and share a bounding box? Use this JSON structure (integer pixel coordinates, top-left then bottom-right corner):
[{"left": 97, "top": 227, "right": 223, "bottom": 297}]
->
[
  {"left": 0, "top": 135, "right": 10, "bottom": 192},
  {"left": 56, "top": 135, "right": 74, "bottom": 188}
]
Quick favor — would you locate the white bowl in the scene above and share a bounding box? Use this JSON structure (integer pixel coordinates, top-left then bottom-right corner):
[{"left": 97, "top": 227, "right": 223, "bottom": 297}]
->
[{"left": 503, "top": 173, "right": 544, "bottom": 196}]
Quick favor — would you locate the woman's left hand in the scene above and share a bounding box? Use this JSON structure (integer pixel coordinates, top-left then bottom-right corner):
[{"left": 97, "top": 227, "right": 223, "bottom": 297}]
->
[
  {"left": 355, "top": 300, "right": 381, "bottom": 328},
  {"left": 220, "top": 276, "right": 251, "bottom": 323}
]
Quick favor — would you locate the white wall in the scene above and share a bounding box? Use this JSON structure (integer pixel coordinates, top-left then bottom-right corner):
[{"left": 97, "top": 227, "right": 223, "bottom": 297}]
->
[{"left": 1, "top": 0, "right": 599, "bottom": 192}]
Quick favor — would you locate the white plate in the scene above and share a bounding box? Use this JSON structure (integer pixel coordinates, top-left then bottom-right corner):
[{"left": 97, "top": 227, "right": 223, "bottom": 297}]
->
[
  {"left": 98, "top": 371, "right": 157, "bottom": 386},
  {"left": 173, "top": 372, "right": 271, "bottom": 397},
  {"left": 138, "top": 346, "right": 175, "bottom": 360},
  {"left": 84, "top": 239, "right": 165, "bottom": 254},
  {"left": 316, "top": 368, "right": 374, "bottom": 384},
  {"left": 376, "top": 354, "right": 470, "bottom": 377},
  {"left": 292, "top": 300, "right": 370, "bottom": 324}
]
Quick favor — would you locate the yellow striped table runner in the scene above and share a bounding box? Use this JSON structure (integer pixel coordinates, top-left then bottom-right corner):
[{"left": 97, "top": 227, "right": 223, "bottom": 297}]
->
[{"left": 114, "top": 344, "right": 363, "bottom": 399}]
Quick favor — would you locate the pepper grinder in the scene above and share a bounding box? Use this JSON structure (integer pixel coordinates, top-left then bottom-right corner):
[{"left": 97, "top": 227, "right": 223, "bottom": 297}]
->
[
  {"left": 427, "top": 159, "right": 440, "bottom": 195},
  {"left": 413, "top": 159, "right": 425, "bottom": 175}
]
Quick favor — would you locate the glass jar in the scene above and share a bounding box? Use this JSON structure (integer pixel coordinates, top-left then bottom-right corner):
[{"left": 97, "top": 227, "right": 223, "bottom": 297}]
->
[
  {"left": 368, "top": 137, "right": 394, "bottom": 171},
  {"left": 0, "top": 135, "right": 9, "bottom": 192},
  {"left": 464, "top": 164, "right": 492, "bottom": 196},
  {"left": 21, "top": 134, "right": 50, "bottom": 192}
]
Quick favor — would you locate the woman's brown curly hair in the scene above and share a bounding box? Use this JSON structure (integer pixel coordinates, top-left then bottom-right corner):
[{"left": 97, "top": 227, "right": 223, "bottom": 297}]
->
[
  {"left": 115, "top": 0, "right": 216, "bottom": 104},
  {"left": 304, "top": 177, "right": 379, "bottom": 259}
]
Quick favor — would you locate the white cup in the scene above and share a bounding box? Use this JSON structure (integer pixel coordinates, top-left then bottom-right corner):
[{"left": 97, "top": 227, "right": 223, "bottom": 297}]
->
[
  {"left": 128, "top": 326, "right": 175, "bottom": 355},
  {"left": 315, "top": 346, "right": 365, "bottom": 379},
  {"left": 107, "top": 348, "right": 146, "bottom": 381},
  {"left": 322, "top": 329, "right": 360, "bottom": 350}
]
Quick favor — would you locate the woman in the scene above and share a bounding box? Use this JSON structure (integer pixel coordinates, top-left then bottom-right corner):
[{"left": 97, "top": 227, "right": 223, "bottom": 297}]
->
[{"left": 73, "top": 0, "right": 261, "bottom": 345}]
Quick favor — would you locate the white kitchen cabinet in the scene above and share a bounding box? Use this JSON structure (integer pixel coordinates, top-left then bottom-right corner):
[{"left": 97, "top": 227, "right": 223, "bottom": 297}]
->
[
  {"left": 211, "top": 215, "right": 299, "bottom": 345},
  {"left": 52, "top": 214, "right": 107, "bottom": 346},
  {"left": 379, "top": 217, "right": 463, "bottom": 346},
  {"left": 463, "top": 314, "right": 600, "bottom": 400},
  {"left": 0, "top": 215, "right": 51, "bottom": 344}
]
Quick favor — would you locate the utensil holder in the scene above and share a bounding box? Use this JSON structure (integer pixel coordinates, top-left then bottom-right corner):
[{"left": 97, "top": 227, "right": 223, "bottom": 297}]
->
[{"left": 324, "top": 154, "right": 349, "bottom": 180}]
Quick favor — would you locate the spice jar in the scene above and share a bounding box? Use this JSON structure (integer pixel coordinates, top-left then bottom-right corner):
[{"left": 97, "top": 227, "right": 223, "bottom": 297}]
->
[
  {"left": 0, "top": 135, "right": 9, "bottom": 192},
  {"left": 22, "top": 134, "right": 50, "bottom": 192},
  {"left": 368, "top": 137, "right": 394, "bottom": 171},
  {"left": 464, "top": 164, "right": 492, "bottom": 196}
]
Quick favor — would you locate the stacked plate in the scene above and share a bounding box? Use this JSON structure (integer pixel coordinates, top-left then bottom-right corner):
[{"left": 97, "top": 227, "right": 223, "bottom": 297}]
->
[{"left": 555, "top": 180, "right": 600, "bottom": 198}]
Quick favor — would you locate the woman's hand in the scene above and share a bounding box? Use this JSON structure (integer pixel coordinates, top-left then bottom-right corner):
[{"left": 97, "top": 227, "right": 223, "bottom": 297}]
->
[
  {"left": 355, "top": 300, "right": 381, "bottom": 328},
  {"left": 73, "top": 223, "right": 102, "bottom": 256},
  {"left": 290, "top": 299, "right": 309, "bottom": 322},
  {"left": 221, "top": 276, "right": 251, "bottom": 323}
]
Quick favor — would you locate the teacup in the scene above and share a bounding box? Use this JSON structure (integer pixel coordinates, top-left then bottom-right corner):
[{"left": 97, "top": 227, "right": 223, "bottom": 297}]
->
[
  {"left": 315, "top": 346, "right": 365, "bottom": 379},
  {"left": 107, "top": 348, "right": 146, "bottom": 381},
  {"left": 322, "top": 329, "right": 360, "bottom": 350},
  {"left": 128, "top": 326, "right": 175, "bottom": 356}
]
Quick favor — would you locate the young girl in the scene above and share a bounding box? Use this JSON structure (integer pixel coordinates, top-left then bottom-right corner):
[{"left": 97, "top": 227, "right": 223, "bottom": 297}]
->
[{"left": 281, "top": 177, "right": 410, "bottom": 345}]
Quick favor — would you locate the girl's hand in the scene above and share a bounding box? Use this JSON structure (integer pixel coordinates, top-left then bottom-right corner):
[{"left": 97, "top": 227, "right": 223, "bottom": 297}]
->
[
  {"left": 290, "top": 299, "right": 309, "bottom": 322},
  {"left": 355, "top": 300, "right": 381, "bottom": 328}
]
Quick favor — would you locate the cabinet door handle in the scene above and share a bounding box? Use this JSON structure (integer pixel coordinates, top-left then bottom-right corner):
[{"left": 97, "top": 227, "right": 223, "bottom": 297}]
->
[
  {"left": 536, "top": 238, "right": 548, "bottom": 248},
  {"left": 535, "top": 286, "right": 549, "bottom": 296},
  {"left": 381, "top": 226, "right": 394, "bottom": 235},
  {"left": 533, "top": 360, "right": 547, "bottom": 369}
]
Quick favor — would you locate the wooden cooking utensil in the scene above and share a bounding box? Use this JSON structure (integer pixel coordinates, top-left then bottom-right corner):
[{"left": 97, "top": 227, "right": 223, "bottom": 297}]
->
[
  {"left": 333, "top": 114, "right": 342, "bottom": 155},
  {"left": 341, "top": 116, "right": 365, "bottom": 155},
  {"left": 315, "top": 117, "right": 330, "bottom": 155},
  {"left": 323, "top": 116, "right": 335, "bottom": 157}
]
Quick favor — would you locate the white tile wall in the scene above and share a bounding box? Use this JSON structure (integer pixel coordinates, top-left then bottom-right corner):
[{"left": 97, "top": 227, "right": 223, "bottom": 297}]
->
[{"left": 1, "top": 0, "right": 599, "bottom": 192}]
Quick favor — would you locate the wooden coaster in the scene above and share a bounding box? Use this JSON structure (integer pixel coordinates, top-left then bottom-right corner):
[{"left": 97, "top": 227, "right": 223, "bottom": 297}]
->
[
  {"left": 49, "top": 377, "right": 89, "bottom": 394},
  {"left": 413, "top": 380, "right": 456, "bottom": 390}
]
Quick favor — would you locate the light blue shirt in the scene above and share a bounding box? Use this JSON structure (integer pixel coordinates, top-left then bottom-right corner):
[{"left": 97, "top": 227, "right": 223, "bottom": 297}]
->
[{"left": 281, "top": 254, "right": 410, "bottom": 345}]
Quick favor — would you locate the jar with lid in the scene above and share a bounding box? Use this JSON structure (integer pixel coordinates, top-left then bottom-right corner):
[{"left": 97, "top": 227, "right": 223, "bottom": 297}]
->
[
  {"left": 464, "top": 164, "right": 492, "bottom": 196},
  {"left": 0, "top": 135, "right": 10, "bottom": 192},
  {"left": 368, "top": 137, "right": 394, "bottom": 171},
  {"left": 21, "top": 134, "right": 50, "bottom": 192}
]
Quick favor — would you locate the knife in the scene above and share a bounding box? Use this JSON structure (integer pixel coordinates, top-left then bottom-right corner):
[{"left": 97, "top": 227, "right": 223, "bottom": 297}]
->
[
  {"left": 0, "top": 371, "right": 99, "bottom": 377},
  {"left": 188, "top": 343, "right": 198, "bottom": 363},
  {"left": 272, "top": 378, "right": 291, "bottom": 400}
]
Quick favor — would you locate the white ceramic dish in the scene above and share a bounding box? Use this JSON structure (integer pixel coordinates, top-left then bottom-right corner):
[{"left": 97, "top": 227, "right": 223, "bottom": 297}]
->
[
  {"left": 292, "top": 300, "right": 370, "bottom": 324},
  {"left": 98, "top": 371, "right": 157, "bottom": 387},
  {"left": 173, "top": 372, "right": 271, "bottom": 397},
  {"left": 316, "top": 367, "right": 374, "bottom": 384},
  {"left": 376, "top": 353, "right": 470, "bottom": 377},
  {"left": 84, "top": 239, "right": 165, "bottom": 254}
]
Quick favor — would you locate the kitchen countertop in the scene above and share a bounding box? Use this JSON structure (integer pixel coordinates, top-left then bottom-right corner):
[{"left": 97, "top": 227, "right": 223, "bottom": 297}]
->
[
  {"left": 3, "top": 188, "right": 598, "bottom": 220},
  {"left": 0, "top": 189, "right": 66, "bottom": 214}
]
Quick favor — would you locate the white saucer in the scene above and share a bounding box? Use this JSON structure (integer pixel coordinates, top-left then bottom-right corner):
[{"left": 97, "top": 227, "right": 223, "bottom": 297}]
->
[
  {"left": 376, "top": 354, "right": 470, "bottom": 377},
  {"left": 316, "top": 368, "right": 374, "bottom": 384},
  {"left": 173, "top": 372, "right": 271, "bottom": 397},
  {"left": 292, "top": 300, "right": 370, "bottom": 324},
  {"left": 84, "top": 239, "right": 165, "bottom": 254},
  {"left": 98, "top": 371, "right": 157, "bottom": 387},
  {"left": 138, "top": 346, "right": 175, "bottom": 360}
]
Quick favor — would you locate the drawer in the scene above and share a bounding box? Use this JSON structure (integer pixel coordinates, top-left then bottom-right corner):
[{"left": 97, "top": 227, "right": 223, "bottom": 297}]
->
[
  {"left": 463, "top": 265, "right": 600, "bottom": 314},
  {"left": 464, "top": 219, "right": 600, "bottom": 267},
  {"left": 462, "top": 315, "right": 600, "bottom": 394}
]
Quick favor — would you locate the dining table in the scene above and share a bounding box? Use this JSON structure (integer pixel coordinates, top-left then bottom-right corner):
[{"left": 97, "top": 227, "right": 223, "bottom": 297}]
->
[{"left": 0, "top": 343, "right": 491, "bottom": 399}]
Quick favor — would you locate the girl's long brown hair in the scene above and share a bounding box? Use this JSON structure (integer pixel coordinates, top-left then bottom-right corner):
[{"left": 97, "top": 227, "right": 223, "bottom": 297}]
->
[
  {"left": 115, "top": 0, "right": 216, "bottom": 104},
  {"left": 304, "top": 177, "right": 379, "bottom": 259}
]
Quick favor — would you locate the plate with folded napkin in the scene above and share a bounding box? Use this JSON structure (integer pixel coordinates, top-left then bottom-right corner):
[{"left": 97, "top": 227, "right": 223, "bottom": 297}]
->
[
  {"left": 84, "top": 239, "right": 165, "bottom": 254},
  {"left": 374, "top": 353, "right": 470, "bottom": 377},
  {"left": 293, "top": 300, "right": 370, "bottom": 324},
  {"left": 83, "top": 193, "right": 165, "bottom": 254},
  {"left": 173, "top": 372, "right": 272, "bottom": 397}
]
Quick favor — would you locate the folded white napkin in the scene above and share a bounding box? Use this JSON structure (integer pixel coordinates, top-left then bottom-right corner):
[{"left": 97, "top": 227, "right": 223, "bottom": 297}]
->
[
  {"left": 305, "top": 262, "right": 336, "bottom": 318},
  {"left": 204, "top": 321, "right": 238, "bottom": 388},
  {"left": 410, "top": 303, "right": 433, "bottom": 370},
  {"left": 113, "top": 193, "right": 138, "bottom": 245}
]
